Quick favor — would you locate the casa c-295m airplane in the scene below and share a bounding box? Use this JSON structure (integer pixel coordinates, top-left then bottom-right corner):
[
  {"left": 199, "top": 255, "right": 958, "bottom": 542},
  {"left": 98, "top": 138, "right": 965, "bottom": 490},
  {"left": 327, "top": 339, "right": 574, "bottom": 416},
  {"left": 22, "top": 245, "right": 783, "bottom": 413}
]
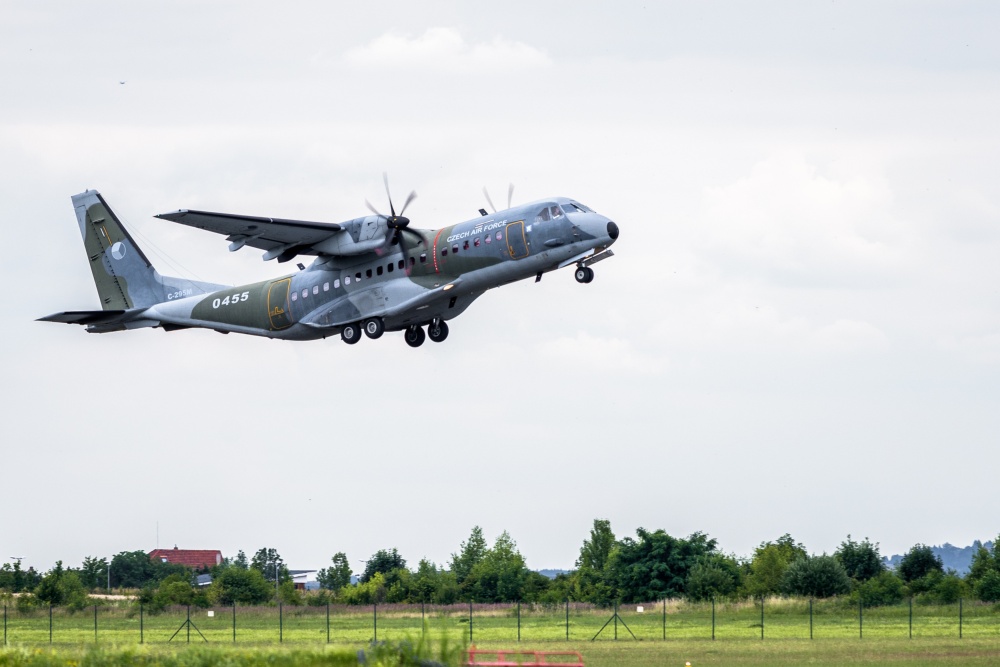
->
[{"left": 40, "top": 179, "right": 619, "bottom": 347}]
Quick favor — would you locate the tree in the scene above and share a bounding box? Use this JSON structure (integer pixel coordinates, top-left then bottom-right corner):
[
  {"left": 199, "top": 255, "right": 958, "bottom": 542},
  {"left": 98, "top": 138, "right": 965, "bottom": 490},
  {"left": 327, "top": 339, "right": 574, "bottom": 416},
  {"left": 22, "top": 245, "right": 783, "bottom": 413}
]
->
[
  {"left": 466, "top": 531, "right": 528, "bottom": 602},
  {"left": 896, "top": 544, "right": 943, "bottom": 583},
  {"left": 607, "top": 529, "right": 717, "bottom": 602},
  {"left": 33, "top": 562, "right": 89, "bottom": 610},
  {"left": 251, "top": 548, "right": 289, "bottom": 584},
  {"left": 577, "top": 520, "right": 616, "bottom": 571},
  {"left": 79, "top": 556, "right": 108, "bottom": 591},
  {"left": 851, "top": 570, "right": 904, "bottom": 606},
  {"left": 111, "top": 550, "right": 187, "bottom": 588},
  {"left": 451, "top": 526, "right": 488, "bottom": 585},
  {"left": 974, "top": 570, "right": 1000, "bottom": 602},
  {"left": 232, "top": 550, "right": 249, "bottom": 570},
  {"left": 781, "top": 555, "right": 851, "bottom": 598},
  {"left": 685, "top": 554, "right": 741, "bottom": 601},
  {"left": 209, "top": 566, "right": 275, "bottom": 605},
  {"left": 360, "top": 549, "right": 406, "bottom": 584},
  {"left": 743, "top": 534, "right": 807, "bottom": 597},
  {"left": 835, "top": 536, "right": 883, "bottom": 581},
  {"left": 317, "top": 552, "right": 352, "bottom": 591}
]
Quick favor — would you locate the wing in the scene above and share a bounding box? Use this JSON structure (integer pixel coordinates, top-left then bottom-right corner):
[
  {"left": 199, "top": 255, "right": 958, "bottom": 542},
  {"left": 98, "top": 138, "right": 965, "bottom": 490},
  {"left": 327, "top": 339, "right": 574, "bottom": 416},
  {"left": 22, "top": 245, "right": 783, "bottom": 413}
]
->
[{"left": 156, "top": 210, "right": 344, "bottom": 263}]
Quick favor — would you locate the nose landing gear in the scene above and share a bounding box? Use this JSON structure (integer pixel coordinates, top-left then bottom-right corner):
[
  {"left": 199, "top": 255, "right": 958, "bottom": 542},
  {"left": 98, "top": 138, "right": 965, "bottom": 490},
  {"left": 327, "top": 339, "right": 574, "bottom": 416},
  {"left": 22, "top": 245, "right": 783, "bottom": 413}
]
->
[{"left": 574, "top": 266, "right": 595, "bottom": 283}]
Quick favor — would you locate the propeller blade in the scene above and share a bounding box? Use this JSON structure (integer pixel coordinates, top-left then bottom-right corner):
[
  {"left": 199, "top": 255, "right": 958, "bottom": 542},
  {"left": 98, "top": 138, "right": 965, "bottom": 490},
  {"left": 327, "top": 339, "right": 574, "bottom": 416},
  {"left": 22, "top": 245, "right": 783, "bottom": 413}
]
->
[
  {"left": 507, "top": 183, "right": 514, "bottom": 209},
  {"left": 400, "top": 227, "right": 424, "bottom": 244},
  {"left": 483, "top": 187, "right": 496, "bottom": 213},
  {"left": 365, "top": 199, "right": 385, "bottom": 218},
  {"left": 399, "top": 190, "right": 418, "bottom": 217},
  {"left": 383, "top": 172, "right": 396, "bottom": 217}
]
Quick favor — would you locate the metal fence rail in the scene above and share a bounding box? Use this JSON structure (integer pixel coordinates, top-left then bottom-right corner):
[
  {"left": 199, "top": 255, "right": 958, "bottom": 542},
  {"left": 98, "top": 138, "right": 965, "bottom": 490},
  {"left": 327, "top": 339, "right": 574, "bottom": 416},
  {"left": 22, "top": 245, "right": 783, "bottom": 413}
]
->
[{"left": 1, "top": 599, "right": 995, "bottom": 645}]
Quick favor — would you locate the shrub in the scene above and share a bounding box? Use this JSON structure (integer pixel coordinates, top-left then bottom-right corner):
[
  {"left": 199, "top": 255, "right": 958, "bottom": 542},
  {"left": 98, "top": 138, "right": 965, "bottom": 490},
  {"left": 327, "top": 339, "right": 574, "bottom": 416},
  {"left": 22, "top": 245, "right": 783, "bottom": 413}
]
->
[
  {"left": 897, "top": 544, "right": 943, "bottom": 583},
  {"left": 975, "top": 570, "right": 1000, "bottom": 602},
  {"left": 851, "top": 570, "right": 905, "bottom": 606}
]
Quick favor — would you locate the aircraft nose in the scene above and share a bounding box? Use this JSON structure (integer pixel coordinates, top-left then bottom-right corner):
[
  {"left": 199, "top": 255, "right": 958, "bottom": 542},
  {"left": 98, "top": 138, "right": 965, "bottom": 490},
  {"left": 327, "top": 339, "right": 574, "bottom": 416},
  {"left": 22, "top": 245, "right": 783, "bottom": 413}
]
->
[{"left": 607, "top": 221, "right": 619, "bottom": 240}]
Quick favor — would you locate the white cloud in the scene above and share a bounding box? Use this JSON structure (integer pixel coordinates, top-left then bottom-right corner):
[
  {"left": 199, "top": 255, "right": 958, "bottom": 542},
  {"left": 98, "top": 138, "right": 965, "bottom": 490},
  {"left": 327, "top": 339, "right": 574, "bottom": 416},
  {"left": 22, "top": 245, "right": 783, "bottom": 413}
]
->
[
  {"left": 344, "top": 27, "right": 551, "bottom": 72},
  {"left": 698, "top": 151, "right": 911, "bottom": 287}
]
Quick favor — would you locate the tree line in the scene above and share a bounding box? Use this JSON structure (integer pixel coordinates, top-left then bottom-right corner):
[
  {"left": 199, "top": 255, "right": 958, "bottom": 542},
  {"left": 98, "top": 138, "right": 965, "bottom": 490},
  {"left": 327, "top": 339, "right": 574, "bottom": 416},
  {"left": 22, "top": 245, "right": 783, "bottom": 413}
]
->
[{"left": 3, "top": 522, "right": 999, "bottom": 611}]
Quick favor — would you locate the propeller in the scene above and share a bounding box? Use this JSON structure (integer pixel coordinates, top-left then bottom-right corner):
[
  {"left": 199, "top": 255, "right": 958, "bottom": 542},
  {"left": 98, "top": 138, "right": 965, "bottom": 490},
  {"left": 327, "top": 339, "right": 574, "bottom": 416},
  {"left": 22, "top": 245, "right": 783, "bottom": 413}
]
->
[
  {"left": 482, "top": 183, "right": 515, "bottom": 214},
  {"left": 366, "top": 173, "right": 422, "bottom": 246}
]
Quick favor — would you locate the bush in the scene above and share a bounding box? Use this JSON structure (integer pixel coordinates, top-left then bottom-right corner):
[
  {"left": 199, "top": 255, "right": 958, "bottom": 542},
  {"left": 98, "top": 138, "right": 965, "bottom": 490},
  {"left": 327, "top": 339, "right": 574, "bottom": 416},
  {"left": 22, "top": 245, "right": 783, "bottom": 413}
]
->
[
  {"left": 851, "top": 570, "right": 905, "bottom": 606},
  {"left": 975, "top": 570, "right": 1000, "bottom": 602},
  {"left": 781, "top": 555, "right": 851, "bottom": 598},
  {"left": 686, "top": 555, "right": 740, "bottom": 601}
]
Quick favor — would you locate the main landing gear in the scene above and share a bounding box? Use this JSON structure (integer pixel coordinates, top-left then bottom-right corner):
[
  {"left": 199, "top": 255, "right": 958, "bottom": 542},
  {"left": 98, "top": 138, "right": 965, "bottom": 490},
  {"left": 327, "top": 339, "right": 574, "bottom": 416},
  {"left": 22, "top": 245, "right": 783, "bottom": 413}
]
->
[
  {"left": 575, "top": 265, "right": 595, "bottom": 283},
  {"left": 342, "top": 317, "right": 449, "bottom": 348}
]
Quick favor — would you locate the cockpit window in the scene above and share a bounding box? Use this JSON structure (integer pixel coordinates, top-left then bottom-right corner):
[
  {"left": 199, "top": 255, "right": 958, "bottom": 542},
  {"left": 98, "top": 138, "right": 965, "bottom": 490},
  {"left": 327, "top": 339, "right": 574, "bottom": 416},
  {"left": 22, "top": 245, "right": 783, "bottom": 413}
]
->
[
  {"left": 568, "top": 201, "right": 592, "bottom": 213},
  {"left": 549, "top": 205, "right": 563, "bottom": 219},
  {"left": 535, "top": 207, "right": 551, "bottom": 223}
]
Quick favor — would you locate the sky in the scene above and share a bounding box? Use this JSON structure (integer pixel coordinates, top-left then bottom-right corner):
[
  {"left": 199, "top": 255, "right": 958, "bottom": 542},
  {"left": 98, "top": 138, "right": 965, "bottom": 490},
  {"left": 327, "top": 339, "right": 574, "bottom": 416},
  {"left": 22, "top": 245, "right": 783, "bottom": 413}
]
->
[{"left": 2, "top": 1, "right": 999, "bottom": 576}]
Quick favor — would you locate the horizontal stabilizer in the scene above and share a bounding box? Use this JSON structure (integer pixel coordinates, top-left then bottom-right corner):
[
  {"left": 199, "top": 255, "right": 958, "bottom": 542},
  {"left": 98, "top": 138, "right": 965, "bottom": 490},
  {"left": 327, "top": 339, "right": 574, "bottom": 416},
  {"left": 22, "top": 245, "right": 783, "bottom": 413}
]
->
[{"left": 37, "top": 310, "right": 129, "bottom": 324}]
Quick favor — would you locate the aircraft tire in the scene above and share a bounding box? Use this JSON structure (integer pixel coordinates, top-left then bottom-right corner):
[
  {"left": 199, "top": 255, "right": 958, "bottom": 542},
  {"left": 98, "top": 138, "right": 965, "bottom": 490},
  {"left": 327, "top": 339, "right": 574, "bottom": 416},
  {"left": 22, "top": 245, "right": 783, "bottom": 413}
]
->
[
  {"left": 575, "top": 266, "right": 589, "bottom": 283},
  {"left": 583, "top": 267, "right": 595, "bottom": 283},
  {"left": 341, "top": 322, "right": 361, "bottom": 344},
  {"left": 404, "top": 325, "right": 426, "bottom": 348},
  {"left": 428, "top": 320, "right": 449, "bottom": 343},
  {"left": 363, "top": 317, "right": 385, "bottom": 339}
]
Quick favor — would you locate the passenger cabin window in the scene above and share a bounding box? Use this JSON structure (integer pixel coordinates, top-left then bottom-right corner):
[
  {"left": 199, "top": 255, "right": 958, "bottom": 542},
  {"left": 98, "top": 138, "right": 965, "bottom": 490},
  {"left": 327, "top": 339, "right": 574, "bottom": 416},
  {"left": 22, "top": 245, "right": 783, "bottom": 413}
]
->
[
  {"left": 442, "top": 248, "right": 448, "bottom": 256},
  {"left": 496, "top": 231, "right": 503, "bottom": 240},
  {"left": 452, "top": 244, "right": 459, "bottom": 254},
  {"left": 302, "top": 289, "right": 308, "bottom": 298},
  {"left": 366, "top": 268, "right": 373, "bottom": 278},
  {"left": 313, "top": 285, "right": 319, "bottom": 295},
  {"left": 345, "top": 276, "right": 351, "bottom": 285},
  {"left": 387, "top": 263, "right": 393, "bottom": 273},
  {"left": 463, "top": 240, "right": 470, "bottom": 250},
  {"left": 291, "top": 292, "right": 298, "bottom": 301},
  {"left": 334, "top": 279, "right": 341, "bottom": 288},
  {"left": 419, "top": 253, "right": 427, "bottom": 263},
  {"left": 356, "top": 272, "right": 362, "bottom": 281},
  {"left": 323, "top": 282, "right": 329, "bottom": 291},
  {"left": 474, "top": 238, "right": 481, "bottom": 247},
  {"left": 485, "top": 235, "right": 492, "bottom": 244},
  {"left": 400, "top": 259, "right": 407, "bottom": 269}
]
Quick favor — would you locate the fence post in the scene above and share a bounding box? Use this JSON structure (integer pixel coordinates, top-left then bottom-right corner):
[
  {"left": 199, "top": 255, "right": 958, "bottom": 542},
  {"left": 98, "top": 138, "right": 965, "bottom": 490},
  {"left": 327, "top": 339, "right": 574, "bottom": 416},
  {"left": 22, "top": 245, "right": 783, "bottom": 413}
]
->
[
  {"left": 469, "top": 600, "right": 473, "bottom": 644},
  {"left": 662, "top": 598, "right": 666, "bottom": 641},
  {"left": 49, "top": 605, "right": 53, "bottom": 644},
  {"left": 711, "top": 598, "right": 715, "bottom": 640},
  {"left": 374, "top": 603, "right": 378, "bottom": 642},
  {"left": 4, "top": 604, "right": 6, "bottom": 646},
  {"left": 959, "top": 598, "right": 963, "bottom": 639},
  {"left": 909, "top": 597, "right": 912, "bottom": 639},
  {"left": 517, "top": 601, "right": 521, "bottom": 642},
  {"left": 809, "top": 598, "right": 813, "bottom": 640},
  {"left": 94, "top": 604, "right": 98, "bottom": 643},
  {"left": 187, "top": 605, "right": 191, "bottom": 644},
  {"left": 233, "top": 604, "right": 236, "bottom": 643},
  {"left": 859, "top": 599, "right": 863, "bottom": 639},
  {"left": 614, "top": 602, "right": 618, "bottom": 641},
  {"left": 565, "top": 598, "right": 569, "bottom": 640},
  {"left": 326, "top": 603, "right": 330, "bottom": 644},
  {"left": 279, "top": 603, "right": 283, "bottom": 643},
  {"left": 140, "top": 604, "right": 143, "bottom": 644},
  {"left": 760, "top": 596, "right": 764, "bottom": 640}
]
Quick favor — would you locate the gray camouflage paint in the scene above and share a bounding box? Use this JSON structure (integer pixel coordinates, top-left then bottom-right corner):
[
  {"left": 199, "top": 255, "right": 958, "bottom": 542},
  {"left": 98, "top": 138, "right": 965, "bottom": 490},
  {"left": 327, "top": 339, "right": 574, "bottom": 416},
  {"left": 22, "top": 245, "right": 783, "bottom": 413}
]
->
[{"left": 43, "top": 191, "right": 618, "bottom": 341}]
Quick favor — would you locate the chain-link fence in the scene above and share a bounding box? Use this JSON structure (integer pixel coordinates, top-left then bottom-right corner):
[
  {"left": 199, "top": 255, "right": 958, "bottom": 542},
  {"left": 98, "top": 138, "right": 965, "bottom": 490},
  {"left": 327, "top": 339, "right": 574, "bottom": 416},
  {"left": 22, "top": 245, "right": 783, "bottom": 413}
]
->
[{"left": 1, "top": 598, "right": 996, "bottom": 645}]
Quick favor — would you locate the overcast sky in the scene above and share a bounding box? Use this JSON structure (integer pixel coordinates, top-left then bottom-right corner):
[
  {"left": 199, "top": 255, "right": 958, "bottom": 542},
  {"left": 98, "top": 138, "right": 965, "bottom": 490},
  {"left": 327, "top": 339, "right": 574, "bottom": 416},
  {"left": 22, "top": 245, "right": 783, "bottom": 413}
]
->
[{"left": 2, "top": 2, "right": 999, "bottom": 575}]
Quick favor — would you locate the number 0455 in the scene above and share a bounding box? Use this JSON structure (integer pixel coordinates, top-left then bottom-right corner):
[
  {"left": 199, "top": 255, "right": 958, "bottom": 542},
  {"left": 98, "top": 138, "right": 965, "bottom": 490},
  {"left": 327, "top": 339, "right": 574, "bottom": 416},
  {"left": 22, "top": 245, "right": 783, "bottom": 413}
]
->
[{"left": 212, "top": 292, "right": 249, "bottom": 308}]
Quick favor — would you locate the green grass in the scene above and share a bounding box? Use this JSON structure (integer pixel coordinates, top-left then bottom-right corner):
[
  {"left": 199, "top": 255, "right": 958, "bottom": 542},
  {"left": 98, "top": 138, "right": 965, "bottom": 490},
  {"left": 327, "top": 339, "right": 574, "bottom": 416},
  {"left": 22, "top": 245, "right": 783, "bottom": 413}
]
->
[{"left": 1, "top": 599, "right": 997, "bottom": 646}]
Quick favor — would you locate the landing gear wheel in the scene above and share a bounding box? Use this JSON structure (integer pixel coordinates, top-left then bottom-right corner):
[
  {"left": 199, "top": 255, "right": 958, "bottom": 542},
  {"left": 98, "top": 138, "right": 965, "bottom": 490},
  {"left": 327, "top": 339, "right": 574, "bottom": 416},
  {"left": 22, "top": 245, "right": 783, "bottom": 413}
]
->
[
  {"left": 427, "top": 319, "right": 450, "bottom": 343},
  {"left": 363, "top": 317, "right": 385, "bottom": 339},
  {"left": 341, "top": 322, "right": 361, "bottom": 345},
  {"left": 404, "top": 325, "right": 426, "bottom": 348},
  {"left": 575, "top": 266, "right": 595, "bottom": 283}
]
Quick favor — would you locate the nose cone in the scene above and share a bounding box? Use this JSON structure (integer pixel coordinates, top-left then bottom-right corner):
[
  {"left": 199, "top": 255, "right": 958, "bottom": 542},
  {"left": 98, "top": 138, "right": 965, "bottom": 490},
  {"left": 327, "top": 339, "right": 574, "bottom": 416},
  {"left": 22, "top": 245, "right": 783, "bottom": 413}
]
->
[{"left": 607, "top": 221, "right": 619, "bottom": 240}]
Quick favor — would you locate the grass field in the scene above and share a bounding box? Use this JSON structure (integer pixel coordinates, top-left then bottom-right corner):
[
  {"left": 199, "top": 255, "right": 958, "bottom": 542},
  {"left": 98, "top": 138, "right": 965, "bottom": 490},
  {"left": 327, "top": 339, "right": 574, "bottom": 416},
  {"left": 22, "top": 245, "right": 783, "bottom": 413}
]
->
[
  {"left": 4, "top": 598, "right": 997, "bottom": 645},
  {"left": 2, "top": 599, "right": 999, "bottom": 665},
  {"left": 2, "top": 638, "right": 1000, "bottom": 667}
]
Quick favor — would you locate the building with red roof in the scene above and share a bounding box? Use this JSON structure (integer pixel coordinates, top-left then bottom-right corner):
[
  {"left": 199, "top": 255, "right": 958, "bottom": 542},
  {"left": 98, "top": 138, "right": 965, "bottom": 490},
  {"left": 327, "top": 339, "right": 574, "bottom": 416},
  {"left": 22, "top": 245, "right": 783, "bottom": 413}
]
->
[{"left": 148, "top": 546, "right": 223, "bottom": 570}]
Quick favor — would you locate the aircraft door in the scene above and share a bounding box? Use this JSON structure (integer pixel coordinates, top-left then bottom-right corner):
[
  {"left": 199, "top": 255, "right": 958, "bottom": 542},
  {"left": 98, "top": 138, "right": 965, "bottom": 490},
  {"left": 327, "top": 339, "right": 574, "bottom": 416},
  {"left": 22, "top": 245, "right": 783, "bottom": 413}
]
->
[
  {"left": 505, "top": 221, "right": 529, "bottom": 259},
  {"left": 267, "top": 278, "right": 293, "bottom": 330}
]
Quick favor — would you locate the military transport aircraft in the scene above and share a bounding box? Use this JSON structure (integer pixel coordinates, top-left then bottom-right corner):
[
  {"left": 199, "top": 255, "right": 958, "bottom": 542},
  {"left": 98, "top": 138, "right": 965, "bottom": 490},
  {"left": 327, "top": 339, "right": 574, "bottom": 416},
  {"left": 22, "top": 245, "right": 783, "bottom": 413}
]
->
[{"left": 39, "top": 179, "right": 619, "bottom": 347}]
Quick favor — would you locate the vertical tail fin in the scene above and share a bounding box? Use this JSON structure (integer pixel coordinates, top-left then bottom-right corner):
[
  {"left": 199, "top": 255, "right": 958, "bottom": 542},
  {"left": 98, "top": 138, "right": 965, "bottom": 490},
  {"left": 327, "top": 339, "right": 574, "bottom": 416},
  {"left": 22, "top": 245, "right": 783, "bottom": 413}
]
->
[{"left": 72, "top": 190, "right": 223, "bottom": 309}]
